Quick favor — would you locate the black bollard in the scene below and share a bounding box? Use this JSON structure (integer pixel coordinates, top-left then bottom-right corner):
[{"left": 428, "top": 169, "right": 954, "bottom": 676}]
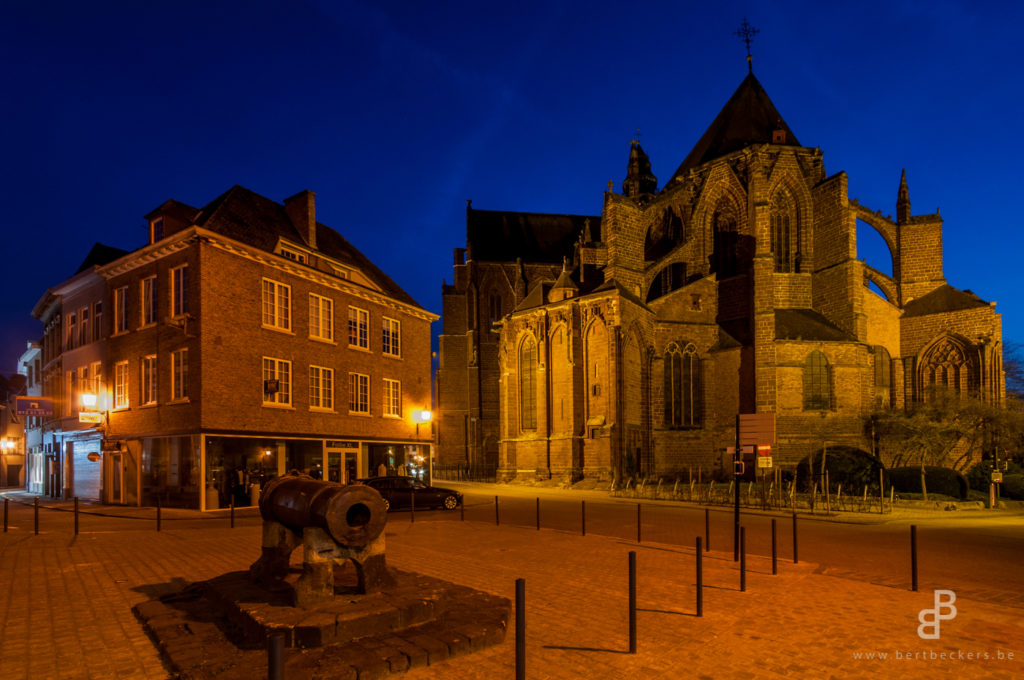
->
[
  {"left": 628, "top": 551, "right": 637, "bottom": 654},
  {"left": 792, "top": 511, "right": 798, "bottom": 564},
  {"left": 268, "top": 632, "right": 285, "bottom": 680},
  {"left": 34, "top": 497, "right": 39, "bottom": 535},
  {"left": 696, "top": 536, "right": 703, "bottom": 617},
  {"left": 911, "top": 525, "right": 918, "bottom": 592},
  {"left": 74, "top": 497, "right": 79, "bottom": 536},
  {"left": 515, "top": 578, "right": 526, "bottom": 680},
  {"left": 637, "top": 503, "right": 642, "bottom": 543},
  {"left": 705, "top": 508, "right": 710, "bottom": 552},
  {"left": 536, "top": 498, "right": 540, "bottom": 531},
  {"left": 494, "top": 495, "right": 499, "bottom": 526},
  {"left": 581, "top": 500, "right": 586, "bottom": 536},
  {"left": 740, "top": 527, "right": 746, "bottom": 592},
  {"left": 771, "top": 518, "right": 777, "bottom": 575}
]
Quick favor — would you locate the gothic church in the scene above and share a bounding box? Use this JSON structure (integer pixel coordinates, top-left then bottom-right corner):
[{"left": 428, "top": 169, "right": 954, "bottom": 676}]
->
[{"left": 436, "top": 65, "right": 1004, "bottom": 484}]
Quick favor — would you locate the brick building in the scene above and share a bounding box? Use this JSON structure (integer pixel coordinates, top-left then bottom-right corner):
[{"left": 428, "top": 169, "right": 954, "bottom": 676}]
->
[
  {"left": 436, "top": 69, "right": 1005, "bottom": 483},
  {"left": 32, "top": 186, "right": 436, "bottom": 509}
]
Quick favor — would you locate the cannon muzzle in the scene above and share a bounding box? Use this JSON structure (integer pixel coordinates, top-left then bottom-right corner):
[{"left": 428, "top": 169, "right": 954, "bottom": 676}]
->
[{"left": 258, "top": 474, "right": 386, "bottom": 547}]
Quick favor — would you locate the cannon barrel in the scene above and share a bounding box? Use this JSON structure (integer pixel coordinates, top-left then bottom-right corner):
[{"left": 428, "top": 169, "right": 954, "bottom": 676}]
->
[{"left": 258, "top": 474, "right": 387, "bottom": 547}]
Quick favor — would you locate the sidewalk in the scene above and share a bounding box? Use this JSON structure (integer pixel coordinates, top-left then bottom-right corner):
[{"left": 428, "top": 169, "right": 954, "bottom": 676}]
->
[{"left": 0, "top": 493, "right": 1021, "bottom": 679}]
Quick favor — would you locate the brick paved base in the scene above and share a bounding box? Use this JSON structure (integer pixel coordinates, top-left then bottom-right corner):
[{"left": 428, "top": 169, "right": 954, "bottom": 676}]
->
[{"left": 133, "top": 568, "right": 508, "bottom": 678}]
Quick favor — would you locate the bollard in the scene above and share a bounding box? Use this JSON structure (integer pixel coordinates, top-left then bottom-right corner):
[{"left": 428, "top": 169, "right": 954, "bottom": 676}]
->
[
  {"left": 771, "top": 518, "right": 777, "bottom": 575},
  {"left": 34, "top": 497, "right": 39, "bottom": 535},
  {"left": 268, "top": 632, "right": 285, "bottom": 680},
  {"left": 515, "top": 578, "right": 526, "bottom": 680},
  {"left": 536, "top": 498, "right": 540, "bottom": 531},
  {"left": 411, "top": 490, "right": 415, "bottom": 523},
  {"left": 696, "top": 536, "right": 703, "bottom": 617},
  {"left": 74, "top": 497, "right": 79, "bottom": 536},
  {"left": 581, "top": 500, "right": 586, "bottom": 536},
  {"left": 3, "top": 497, "right": 7, "bottom": 533},
  {"left": 495, "top": 495, "right": 499, "bottom": 526},
  {"left": 911, "top": 525, "right": 918, "bottom": 592},
  {"left": 157, "top": 498, "right": 162, "bottom": 532},
  {"left": 740, "top": 526, "right": 746, "bottom": 592},
  {"left": 230, "top": 501, "right": 235, "bottom": 529},
  {"left": 628, "top": 551, "right": 637, "bottom": 654},
  {"left": 705, "top": 508, "right": 710, "bottom": 552},
  {"left": 792, "top": 511, "right": 798, "bottom": 563},
  {"left": 637, "top": 503, "right": 642, "bottom": 544}
]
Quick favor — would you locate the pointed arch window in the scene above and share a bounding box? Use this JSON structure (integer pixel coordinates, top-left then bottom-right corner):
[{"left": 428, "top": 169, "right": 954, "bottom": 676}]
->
[
  {"left": 874, "top": 346, "right": 892, "bottom": 408},
  {"left": 519, "top": 336, "right": 538, "bottom": 430},
  {"left": 771, "top": 190, "right": 798, "bottom": 272},
  {"left": 711, "top": 198, "right": 739, "bottom": 278},
  {"left": 920, "top": 336, "right": 976, "bottom": 399},
  {"left": 803, "top": 350, "right": 831, "bottom": 410},
  {"left": 665, "top": 343, "right": 702, "bottom": 427}
]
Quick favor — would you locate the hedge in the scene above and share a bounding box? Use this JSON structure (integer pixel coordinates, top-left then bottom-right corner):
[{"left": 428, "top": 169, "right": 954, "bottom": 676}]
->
[{"left": 888, "top": 466, "right": 968, "bottom": 500}]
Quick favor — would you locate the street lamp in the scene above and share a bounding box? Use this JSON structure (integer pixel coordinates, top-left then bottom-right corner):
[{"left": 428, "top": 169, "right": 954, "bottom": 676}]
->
[{"left": 414, "top": 410, "right": 433, "bottom": 480}]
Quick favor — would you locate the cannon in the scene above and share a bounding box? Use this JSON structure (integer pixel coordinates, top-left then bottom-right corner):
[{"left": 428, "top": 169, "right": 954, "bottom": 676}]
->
[{"left": 249, "top": 473, "right": 394, "bottom": 606}]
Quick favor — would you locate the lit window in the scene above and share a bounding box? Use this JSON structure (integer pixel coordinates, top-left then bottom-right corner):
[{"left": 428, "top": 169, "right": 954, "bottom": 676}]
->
[
  {"left": 348, "top": 307, "right": 368, "bottom": 349},
  {"left": 382, "top": 317, "right": 401, "bottom": 357},
  {"left": 383, "top": 378, "right": 401, "bottom": 417},
  {"left": 141, "top": 355, "right": 157, "bottom": 405},
  {"left": 309, "top": 293, "right": 334, "bottom": 341},
  {"left": 349, "top": 372, "right": 369, "bottom": 413},
  {"left": 114, "top": 286, "right": 128, "bottom": 334},
  {"left": 114, "top": 361, "right": 129, "bottom": 409},
  {"left": 141, "top": 276, "right": 157, "bottom": 326},
  {"left": 171, "top": 265, "right": 188, "bottom": 317},
  {"left": 309, "top": 365, "right": 334, "bottom": 410},
  {"left": 262, "top": 279, "right": 291, "bottom": 330},
  {"left": 263, "top": 357, "right": 291, "bottom": 406},
  {"left": 172, "top": 349, "right": 188, "bottom": 401}
]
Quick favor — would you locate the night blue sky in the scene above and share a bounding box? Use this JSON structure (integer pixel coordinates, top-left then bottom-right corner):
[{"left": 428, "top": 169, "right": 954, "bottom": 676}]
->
[{"left": 2, "top": 1, "right": 1021, "bottom": 374}]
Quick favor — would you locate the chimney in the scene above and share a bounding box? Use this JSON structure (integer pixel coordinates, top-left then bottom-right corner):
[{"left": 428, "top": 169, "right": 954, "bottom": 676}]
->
[{"left": 284, "top": 190, "right": 317, "bottom": 249}]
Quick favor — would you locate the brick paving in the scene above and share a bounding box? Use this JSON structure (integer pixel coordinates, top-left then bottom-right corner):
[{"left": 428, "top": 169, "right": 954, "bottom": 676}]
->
[{"left": 1, "top": 492, "right": 1022, "bottom": 679}]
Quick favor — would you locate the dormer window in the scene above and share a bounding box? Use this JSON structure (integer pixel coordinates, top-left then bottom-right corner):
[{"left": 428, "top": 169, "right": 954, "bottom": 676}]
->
[
  {"left": 150, "top": 218, "right": 164, "bottom": 244},
  {"left": 331, "top": 265, "right": 350, "bottom": 280},
  {"left": 279, "top": 246, "right": 307, "bottom": 264}
]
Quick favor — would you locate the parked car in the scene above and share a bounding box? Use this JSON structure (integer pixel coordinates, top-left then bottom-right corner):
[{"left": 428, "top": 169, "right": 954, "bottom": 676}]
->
[{"left": 356, "top": 476, "right": 462, "bottom": 511}]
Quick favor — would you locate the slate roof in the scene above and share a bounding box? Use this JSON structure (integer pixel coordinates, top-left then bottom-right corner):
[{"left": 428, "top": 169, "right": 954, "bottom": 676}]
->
[
  {"left": 193, "top": 185, "right": 424, "bottom": 309},
  {"left": 902, "top": 284, "right": 990, "bottom": 318},
  {"left": 775, "top": 308, "right": 856, "bottom": 342},
  {"left": 467, "top": 208, "right": 600, "bottom": 264},
  {"left": 75, "top": 242, "right": 131, "bottom": 274},
  {"left": 671, "top": 72, "right": 800, "bottom": 179}
]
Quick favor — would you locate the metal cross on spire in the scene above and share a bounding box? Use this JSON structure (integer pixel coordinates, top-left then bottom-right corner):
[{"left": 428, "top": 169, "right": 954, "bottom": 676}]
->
[{"left": 734, "top": 18, "right": 759, "bottom": 73}]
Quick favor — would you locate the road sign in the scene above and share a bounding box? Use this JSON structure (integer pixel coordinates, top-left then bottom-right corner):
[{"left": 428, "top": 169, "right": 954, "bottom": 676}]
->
[
  {"left": 79, "top": 412, "right": 102, "bottom": 424},
  {"left": 757, "top": 445, "right": 771, "bottom": 456},
  {"left": 757, "top": 456, "right": 773, "bottom": 469},
  {"left": 992, "top": 471, "right": 1003, "bottom": 483},
  {"left": 16, "top": 396, "right": 53, "bottom": 416}
]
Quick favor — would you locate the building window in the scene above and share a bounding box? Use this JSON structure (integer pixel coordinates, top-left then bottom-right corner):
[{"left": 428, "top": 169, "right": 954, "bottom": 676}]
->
[
  {"left": 92, "top": 301, "right": 103, "bottom": 342},
  {"left": 771, "top": 190, "right": 797, "bottom": 273},
  {"left": 488, "top": 294, "right": 503, "bottom": 328},
  {"left": 150, "top": 218, "right": 163, "bottom": 243},
  {"left": 280, "top": 246, "right": 307, "bottom": 264},
  {"left": 519, "top": 336, "right": 537, "bottom": 430},
  {"left": 262, "top": 279, "right": 291, "bottom": 331},
  {"left": 66, "top": 312, "right": 77, "bottom": 349},
  {"left": 141, "top": 355, "right": 157, "bottom": 405},
  {"left": 382, "top": 317, "right": 401, "bottom": 357},
  {"left": 309, "top": 293, "right": 333, "bottom": 342},
  {"left": 171, "top": 265, "right": 189, "bottom": 317},
  {"left": 383, "top": 378, "right": 401, "bottom": 417},
  {"left": 349, "top": 373, "right": 369, "bottom": 413},
  {"left": 803, "top": 350, "right": 831, "bottom": 410},
  {"left": 172, "top": 349, "right": 188, "bottom": 401},
  {"left": 664, "top": 343, "right": 702, "bottom": 427},
  {"left": 262, "top": 357, "right": 291, "bottom": 406},
  {"left": 114, "top": 361, "right": 129, "bottom": 409},
  {"left": 79, "top": 307, "right": 89, "bottom": 346},
  {"left": 114, "top": 286, "right": 128, "bottom": 334},
  {"left": 141, "top": 276, "right": 157, "bottom": 326},
  {"left": 348, "top": 307, "right": 369, "bottom": 349},
  {"left": 711, "top": 197, "right": 740, "bottom": 278},
  {"left": 309, "top": 365, "right": 334, "bottom": 410}
]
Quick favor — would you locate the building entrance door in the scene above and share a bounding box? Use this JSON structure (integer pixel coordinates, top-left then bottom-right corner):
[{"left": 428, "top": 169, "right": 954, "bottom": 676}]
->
[
  {"left": 327, "top": 447, "right": 360, "bottom": 484},
  {"left": 109, "top": 453, "right": 124, "bottom": 504}
]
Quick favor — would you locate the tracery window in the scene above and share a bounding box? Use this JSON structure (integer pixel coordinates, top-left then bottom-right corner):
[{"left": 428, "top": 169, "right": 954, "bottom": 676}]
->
[
  {"left": 770, "top": 190, "right": 798, "bottom": 272},
  {"left": 803, "top": 350, "right": 831, "bottom": 410},
  {"left": 920, "top": 336, "right": 976, "bottom": 399},
  {"left": 519, "top": 336, "right": 537, "bottom": 430},
  {"left": 711, "top": 197, "right": 739, "bottom": 278},
  {"left": 664, "top": 343, "right": 701, "bottom": 427}
]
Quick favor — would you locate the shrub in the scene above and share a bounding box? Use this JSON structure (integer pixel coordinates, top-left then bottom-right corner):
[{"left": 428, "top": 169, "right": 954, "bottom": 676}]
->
[
  {"left": 889, "top": 466, "right": 968, "bottom": 500},
  {"left": 796, "top": 446, "right": 886, "bottom": 492},
  {"left": 1000, "top": 474, "right": 1024, "bottom": 500}
]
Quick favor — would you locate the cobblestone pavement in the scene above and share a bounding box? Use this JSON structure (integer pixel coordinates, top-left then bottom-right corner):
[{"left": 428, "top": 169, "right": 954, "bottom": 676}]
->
[{"left": 1, "top": 492, "right": 1021, "bottom": 679}]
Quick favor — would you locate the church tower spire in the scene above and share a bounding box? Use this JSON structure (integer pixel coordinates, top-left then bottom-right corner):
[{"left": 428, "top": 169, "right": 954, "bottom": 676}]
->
[
  {"left": 897, "top": 168, "right": 911, "bottom": 225},
  {"left": 622, "top": 136, "right": 658, "bottom": 201}
]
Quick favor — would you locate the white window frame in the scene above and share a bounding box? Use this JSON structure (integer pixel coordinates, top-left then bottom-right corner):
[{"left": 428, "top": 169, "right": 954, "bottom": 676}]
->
[
  {"left": 348, "top": 307, "right": 369, "bottom": 350},
  {"left": 349, "top": 372, "right": 369, "bottom": 414},
  {"left": 383, "top": 378, "right": 401, "bottom": 417},
  {"left": 66, "top": 312, "right": 77, "bottom": 349},
  {"left": 262, "top": 278, "right": 291, "bottom": 331},
  {"left": 382, "top": 317, "right": 401, "bottom": 357},
  {"left": 309, "top": 365, "right": 334, "bottom": 411},
  {"left": 141, "top": 355, "right": 157, "bottom": 405},
  {"left": 114, "top": 361, "right": 129, "bottom": 409},
  {"left": 78, "top": 306, "right": 89, "bottom": 346},
  {"left": 171, "top": 265, "right": 188, "bottom": 317},
  {"left": 263, "top": 357, "right": 292, "bottom": 406},
  {"left": 141, "top": 276, "right": 157, "bottom": 327},
  {"left": 280, "top": 245, "right": 307, "bottom": 264},
  {"left": 114, "top": 286, "right": 128, "bottom": 334},
  {"left": 308, "top": 293, "right": 334, "bottom": 342},
  {"left": 171, "top": 348, "right": 188, "bottom": 401}
]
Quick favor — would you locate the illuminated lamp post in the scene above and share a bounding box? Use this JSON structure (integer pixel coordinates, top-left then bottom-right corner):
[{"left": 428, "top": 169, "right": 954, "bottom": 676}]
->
[{"left": 414, "top": 410, "right": 432, "bottom": 480}]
